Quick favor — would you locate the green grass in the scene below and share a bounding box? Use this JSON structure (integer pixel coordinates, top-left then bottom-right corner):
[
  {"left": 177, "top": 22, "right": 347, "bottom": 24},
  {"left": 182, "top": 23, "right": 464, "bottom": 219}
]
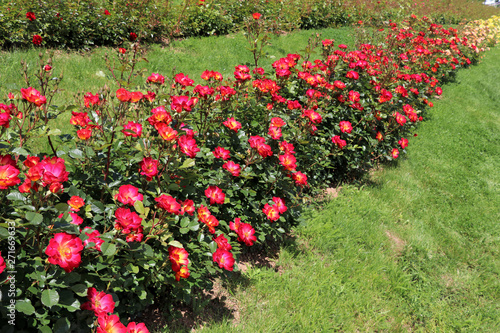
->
[
  {"left": 0, "top": 27, "right": 354, "bottom": 105},
  {"left": 155, "top": 47, "right": 500, "bottom": 332}
]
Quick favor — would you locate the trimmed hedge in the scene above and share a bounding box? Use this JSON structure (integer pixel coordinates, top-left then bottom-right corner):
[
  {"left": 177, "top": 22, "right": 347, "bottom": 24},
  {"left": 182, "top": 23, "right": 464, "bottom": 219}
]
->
[
  {"left": 1, "top": 0, "right": 498, "bottom": 49},
  {"left": 0, "top": 14, "right": 498, "bottom": 332}
]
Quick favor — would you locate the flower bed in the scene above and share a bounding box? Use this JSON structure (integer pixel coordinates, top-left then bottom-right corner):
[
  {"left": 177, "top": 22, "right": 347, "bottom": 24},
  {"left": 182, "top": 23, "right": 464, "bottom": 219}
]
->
[{"left": 0, "top": 14, "right": 498, "bottom": 332}]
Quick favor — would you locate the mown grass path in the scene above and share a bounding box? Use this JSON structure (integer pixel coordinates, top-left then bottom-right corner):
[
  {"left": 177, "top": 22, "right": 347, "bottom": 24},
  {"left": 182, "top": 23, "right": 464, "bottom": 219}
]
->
[{"left": 189, "top": 46, "right": 500, "bottom": 332}]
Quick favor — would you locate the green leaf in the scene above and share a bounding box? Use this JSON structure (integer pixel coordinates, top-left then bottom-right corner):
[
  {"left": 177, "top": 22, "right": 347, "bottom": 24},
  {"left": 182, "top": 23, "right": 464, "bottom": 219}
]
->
[
  {"left": 127, "top": 264, "right": 139, "bottom": 274},
  {"left": 134, "top": 200, "right": 145, "bottom": 215},
  {"left": 12, "top": 147, "right": 29, "bottom": 156},
  {"left": 179, "top": 158, "right": 195, "bottom": 169},
  {"left": 53, "top": 318, "right": 71, "bottom": 333},
  {"left": 25, "top": 212, "right": 43, "bottom": 225},
  {"left": 55, "top": 203, "right": 69, "bottom": 212},
  {"left": 6, "top": 192, "right": 25, "bottom": 202},
  {"left": 180, "top": 217, "right": 190, "bottom": 228},
  {"left": 208, "top": 241, "right": 217, "bottom": 253},
  {"left": 142, "top": 244, "right": 154, "bottom": 257},
  {"left": 85, "top": 146, "right": 96, "bottom": 157},
  {"left": 62, "top": 272, "right": 81, "bottom": 284},
  {"left": 0, "top": 226, "right": 9, "bottom": 238},
  {"left": 39, "top": 326, "right": 53, "bottom": 333},
  {"left": 91, "top": 201, "right": 105, "bottom": 214},
  {"left": 41, "top": 289, "right": 60, "bottom": 308},
  {"left": 95, "top": 143, "right": 112, "bottom": 151},
  {"left": 68, "top": 149, "right": 84, "bottom": 159},
  {"left": 47, "top": 128, "right": 62, "bottom": 136},
  {"left": 16, "top": 299, "right": 35, "bottom": 315},
  {"left": 101, "top": 242, "right": 117, "bottom": 256},
  {"left": 138, "top": 289, "right": 148, "bottom": 300},
  {"left": 108, "top": 180, "right": 121, "bottom": 188},
  {"left": 168, "top": 183, "right": 180, "bottom": 191},
  {"left": 71, "top": 284, "right": 88, "bottom": 296},
  {"left": 58, "top": 290, "right": 80, "bottom": 312},
  {"left": 167, "top": 240, "right": 183, "bottom": 248}
]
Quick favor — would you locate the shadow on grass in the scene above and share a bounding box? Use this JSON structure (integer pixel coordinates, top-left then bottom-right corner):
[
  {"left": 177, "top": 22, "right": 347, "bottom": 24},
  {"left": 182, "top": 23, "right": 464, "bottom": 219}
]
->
[{"left": 137, "top": 234, "right": 302, "bottom": 332}]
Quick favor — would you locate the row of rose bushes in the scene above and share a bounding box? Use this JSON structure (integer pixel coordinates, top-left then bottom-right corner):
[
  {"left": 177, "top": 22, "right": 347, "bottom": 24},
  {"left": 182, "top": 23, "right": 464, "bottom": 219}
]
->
[
  {"left": 0, "top": 14, "right": 498, "bottom": 332},
  {"left": 1, "top": 0, "right": 499, "bottom": 49}
]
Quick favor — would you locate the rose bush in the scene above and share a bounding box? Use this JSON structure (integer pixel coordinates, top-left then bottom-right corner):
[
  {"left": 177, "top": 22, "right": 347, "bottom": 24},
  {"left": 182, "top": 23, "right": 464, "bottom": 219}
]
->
[{"left": 0, "top": 14, "right": 497, "bottom": 332}]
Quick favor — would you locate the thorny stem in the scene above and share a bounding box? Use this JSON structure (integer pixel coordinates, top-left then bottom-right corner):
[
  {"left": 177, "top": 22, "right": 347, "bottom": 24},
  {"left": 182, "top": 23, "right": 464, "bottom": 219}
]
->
[
  {"left": 104, "top": 131, "right": 115, "bottom": 181},
  {"left": 126, "top": 44, "right": 141, "bottom": 85}
]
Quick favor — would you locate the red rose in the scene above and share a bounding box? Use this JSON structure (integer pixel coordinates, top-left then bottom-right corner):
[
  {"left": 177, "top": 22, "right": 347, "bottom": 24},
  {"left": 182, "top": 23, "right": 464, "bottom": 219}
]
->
[
  {"left": 223, "top": 161, "right": 241, "bottom": 177},
  {"left": 339, "top": 121, "right": 353, "bottom": 133},
  {"left": 170, "top": 95, "right": 196, "bottom": 113},
  {"left": 205, "top": 185, "right": 225, "bottom": 205},
  {"left": 279, "top": 153, "right": 297, "bottom": 171},
  {"left": 116, "top": 88, "right": 131, "bottom": 102},
  {"left": 81, "top": 287, "right": 115, "bottom": 316},
  {"left": 0, "top": 252, "right": 6, "bottom": 274},
  {"left": 214, "top": 234, "right": 232, "bottom": 251},
  {"left": 139, "top": 157, "right": 159, "bottom": 181},
  {"left": 114, "top": 185, "right": 143, "bottom": 206},
  {"left": 398, "top": 137, "right": 409, "bottom": 149},
  {"left": 272, "top": 197, "right": 287, "bottom": 213},
  {"left": 39, "top": 157, "right": 69, "bottom": 185},
  {"left": 84, "top": 92, "right": 100, "bottom": 107},
  {"left": 76, "top": 126, "right": 92, "bottom": 140},
  {"left": 155, "top": 194, "right": 181, "bottom": 215},
  {"left": 32, "top": 35, "right": 43, "bottom": 46},
  {"left": 178, "top": 135, "right": 200, "bottom": 158},
  {"left": 180, "top": 199, "right": 195, "bottom": 216},
  {"left": 223, "top": 117, "right": 241, "bottom": 132},
  {"left": 146, "top": 72, "right": 165, "bottom": 84},
  {"left": 235, "top": 223, "right": 257, "bottom": 246},
  {"left": 391, "top": 148, "right": 399, "bottom": 159},
  {"left": 122, "top": 121, "right": 142, "bottom": 137},
  {"left": 213, "top": 248, "right": 234, "bottom": 271},
  {"left": 0, "top": 165, "right": 21, "bottom": 189},
  {"left": 129, "top": 32, "right": 137, "bottom": 41},
  {"left": 169, "top": 246, "right": 189, "bottom": 272},
  {"left": 26, "top": 12, "right": 36, "bottom": 21},
  {"left": 213, "top": 147, "right": 230, "bottom": 160},
  {"left": 68, "top": 196, "right": 85, "bottom": 212},
  {"left": 21, "top": 87, "right": 46, "bottom": 106},
  {"left": 332, "top": 135, "right": 347, "bottom": 149},
  {"left": 292, "top": 171, "right": 308, "bottom": 187},
  {"left": 96, "top": 315, "right": 127, "bottom": 333},
  {"left": 252, "top": 13, "right": 261, "bottom": 20},
  {"left": 114, "top": 207, "right": 142, "bottom": 234},
  {"left": 45, "top": 233, "right": 83, "bottom": 273},
  {"left": 174, "top": 73, "right": 194, "bottom": 87},
  {"left": 263, "top": 203, "right": 280, "bottom": 222}
]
